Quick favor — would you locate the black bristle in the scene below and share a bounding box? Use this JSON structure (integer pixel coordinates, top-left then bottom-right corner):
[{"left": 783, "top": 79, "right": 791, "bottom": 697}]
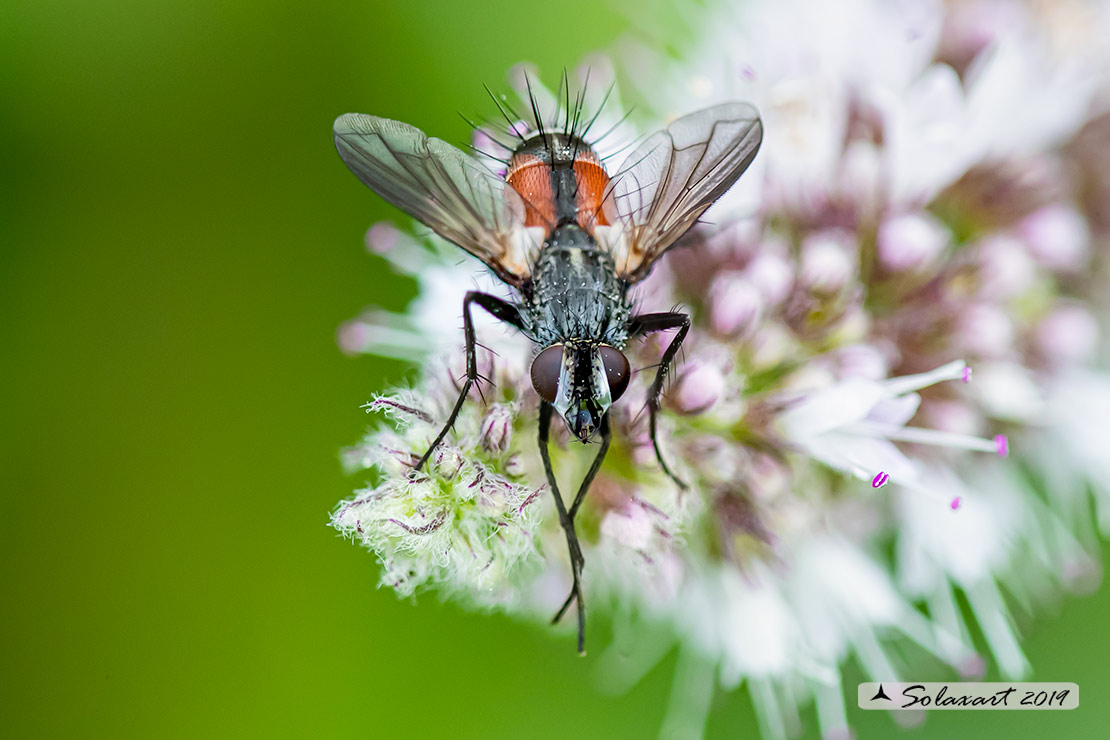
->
[
  {"left": 579, "top": 79, "right": 616, "bottom": 142},
  {"left": 484, "top": 84, "right": 526, "bottom": 143}
]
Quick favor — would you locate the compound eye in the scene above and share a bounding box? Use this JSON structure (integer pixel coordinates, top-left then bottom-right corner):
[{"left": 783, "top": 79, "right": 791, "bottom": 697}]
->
[
  {"left": 530, "top": 344, "right": 564, "bottom": 403},
  {"left": 599, "top": 345, "right": 631, "bottom": 401}
]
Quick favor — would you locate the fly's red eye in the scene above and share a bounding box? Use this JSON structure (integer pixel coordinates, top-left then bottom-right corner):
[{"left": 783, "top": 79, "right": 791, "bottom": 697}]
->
[
  {"left": 530, "top": 344, "right": 564, "bottom": 403},
  {"left": 599, "top": 345, "right": 631, "bottom": 401}
]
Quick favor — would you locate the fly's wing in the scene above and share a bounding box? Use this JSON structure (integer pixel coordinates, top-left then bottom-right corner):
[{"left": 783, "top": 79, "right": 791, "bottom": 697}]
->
[
  {"left": 595, "top": 102, "right": 762, "bottom": 283},
  {"left": 334, "top": 113, "right": 542, "bottom": 286}
]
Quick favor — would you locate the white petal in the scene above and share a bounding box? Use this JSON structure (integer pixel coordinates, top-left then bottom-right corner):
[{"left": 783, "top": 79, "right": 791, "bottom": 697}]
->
[
  {"left": 867, "top": 393, "right": 921, "bottom": 426},
  {"left": 800, "top": 432, "right": 920, "bottom": 483},
  {"left": 777, "top": 379, "right": 886, "bottom": 439}
]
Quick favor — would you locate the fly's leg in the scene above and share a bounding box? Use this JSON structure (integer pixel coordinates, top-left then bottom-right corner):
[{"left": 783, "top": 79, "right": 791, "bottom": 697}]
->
[
  {"left": 413, "top": 291, "right": 523, "bottom": 473},
  {"left": 539, "top": 401, "right": 588, "bottom": 654},
  {"left": 628, "top": 311, "right": 691, "bottom": 489}
]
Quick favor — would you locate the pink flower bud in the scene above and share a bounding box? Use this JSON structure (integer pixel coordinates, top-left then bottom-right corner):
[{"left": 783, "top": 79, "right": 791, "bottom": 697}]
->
[
  {"left": 471, "top": 129, "right": 498, "bottom": 152},
  {"left": 974, "top": 235, "right": 1035, "bottom": 299},
  {"left": 365, "top": 222, "right": 402, "bottom": 254},
  {"left": 503, "top": 453, "right": 525, "bottom": 478},
  {"left": 750, "top": 324, "right": 793, "bottom": 370},
  {"left": 956, "top": 303, "right": 1015, "bottom": 358},
  {"left": 336, "top": 320, "right": 371, "bottom": 355},
  {"left": 479, "top": 404, "right": 513, "bottom": 454},
  {"left": 800, "top": 231, "right": 855, "bottom": 293},
  {"left": 600, "top": 505, "right": 655, "bottom": 550},
  {"left": 475, "top": 477, "right": 510, "bottom": 514},
  {"left": 1035, "top": 304, "right": 1099, "bottom": 366},
  {"left": 877, "top": 212, "right": 948, "bottom": 272},
  {"left": 745, "top": 250, "right": 794, "bottom": 306},
  {"left": 709, "top": 273, "right": 763, "bottom": 337},
  {"left": 1019, "top": 204, "right": 1089, "bottom": 272},
  {"left": 672, "top": 362, "right": 727, "bottom": 414},
  {"left": 834, "top": 344, "right": 888, "bottom": 381},
  {"left": 958, "top": 653, "right": 987, "bottom": 679},
  {"left": 432, "top": 446, "right": 464, "bottom": 479}
]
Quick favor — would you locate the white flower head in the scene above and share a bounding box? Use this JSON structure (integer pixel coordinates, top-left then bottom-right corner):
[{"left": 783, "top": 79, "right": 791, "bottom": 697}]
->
[{"left": 332, "top": 1, "right": 1110, "bottom": 737}]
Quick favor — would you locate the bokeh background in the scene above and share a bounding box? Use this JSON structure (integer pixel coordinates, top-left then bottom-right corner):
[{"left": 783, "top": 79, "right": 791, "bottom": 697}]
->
[{"left": 3, "top": 0, "right": 1108, "bottom": 737}]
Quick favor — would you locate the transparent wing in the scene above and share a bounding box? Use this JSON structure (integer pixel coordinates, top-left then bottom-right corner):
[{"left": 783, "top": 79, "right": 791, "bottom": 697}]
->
[
  {"left": 334, "top": 113, "right": 541, "bottom": 286},
  {"left": 596, "top": 102, "right": 763, "bottom": 283}
]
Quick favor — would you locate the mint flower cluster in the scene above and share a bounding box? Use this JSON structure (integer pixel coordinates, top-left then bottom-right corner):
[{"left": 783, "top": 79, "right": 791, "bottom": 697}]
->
[{"left": 333, "top": 1, "right": 1110, "bottom": 736}]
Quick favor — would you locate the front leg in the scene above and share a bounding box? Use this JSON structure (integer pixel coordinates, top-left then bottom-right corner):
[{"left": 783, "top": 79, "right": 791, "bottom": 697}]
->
[
  {"left": 538, "top": 401, "right": 587, "bottom": 654},
  {"left": 413, "top": 291, "right": 523, "bottom": 473},
  {"left": 628, "top": 311, "right": 691, "bottom": 489}
]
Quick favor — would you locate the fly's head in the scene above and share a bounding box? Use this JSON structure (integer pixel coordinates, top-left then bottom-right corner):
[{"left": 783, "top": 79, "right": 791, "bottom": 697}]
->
[{"left": 530, "top": 341, "right": 631, "bottom": 442}]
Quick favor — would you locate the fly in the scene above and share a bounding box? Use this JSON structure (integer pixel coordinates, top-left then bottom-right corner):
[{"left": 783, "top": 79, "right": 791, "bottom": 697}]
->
[{"left": 334, "top": 76, "right": 762, "bottom": 653}]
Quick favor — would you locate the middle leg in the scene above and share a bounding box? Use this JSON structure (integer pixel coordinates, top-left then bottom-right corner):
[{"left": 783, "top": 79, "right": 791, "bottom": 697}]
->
[{"left": 628, "top": 311, "right": 691, "bottom": 489}]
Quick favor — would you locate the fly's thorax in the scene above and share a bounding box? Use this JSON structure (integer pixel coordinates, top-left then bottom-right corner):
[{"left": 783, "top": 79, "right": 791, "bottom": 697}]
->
[
  {"left": 506, "top": 133, "right": 611, "bottom": 237},
  {"left": 510, "top": 132, "right": 595, "bottom": 170},
  {"left": 522, "top": 224, "right": 631, "bottom": 348},
  {"left": 521, "top": 224, "right": 633, "bottom": 442}
]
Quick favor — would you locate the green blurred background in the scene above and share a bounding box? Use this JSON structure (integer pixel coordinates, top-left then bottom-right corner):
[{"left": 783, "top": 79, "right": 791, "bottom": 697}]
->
[{"left": 3, "top": 1, "right": 1108, "bottom": 737}]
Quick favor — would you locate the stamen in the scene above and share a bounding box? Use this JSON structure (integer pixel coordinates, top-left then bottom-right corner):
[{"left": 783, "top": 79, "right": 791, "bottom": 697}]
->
[
  {"left": 883, "top": 360, "right": 967, "bottom": 396},
  {"left": 962, "top": 366, "right": 973, "bottom": 383},
  {"left": 851, "top": 420, "right": 998, "bottom": 452},
  {"left": 871, "top": 471, "right": 889, "bottom": 488},
  {"left": 950, "top": 496, "right": 961, "bottom": 510},
  {"left": 994, "top": 434, "right": 1009, "bottom": 457}
]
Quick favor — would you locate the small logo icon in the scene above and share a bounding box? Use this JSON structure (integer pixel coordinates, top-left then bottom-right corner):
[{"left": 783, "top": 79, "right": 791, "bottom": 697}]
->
[{"left": 871, "top": 684, "right": 892, "bottom": 702}]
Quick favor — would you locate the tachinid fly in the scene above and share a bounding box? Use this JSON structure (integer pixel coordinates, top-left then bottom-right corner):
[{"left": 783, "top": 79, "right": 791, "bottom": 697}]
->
[{"left": 334, "top": 76, "right": 762, "bottom": 653}]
